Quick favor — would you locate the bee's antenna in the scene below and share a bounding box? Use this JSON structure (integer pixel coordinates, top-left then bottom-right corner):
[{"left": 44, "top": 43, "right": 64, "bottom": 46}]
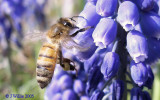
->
[
  {"left": 71, "top": 16, "right": 85, "bottom": 19},
  {"left": 69, "top": 18, "right": 76, "bottom": 22},
  {"left": 69, "top": 16, "right": 86, "bottom": 22}
]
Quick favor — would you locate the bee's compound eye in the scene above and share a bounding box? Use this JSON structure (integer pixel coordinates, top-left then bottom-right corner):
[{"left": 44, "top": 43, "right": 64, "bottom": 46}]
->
[{"left": 64, "top": 22, "right": 72, "bottom": 27}]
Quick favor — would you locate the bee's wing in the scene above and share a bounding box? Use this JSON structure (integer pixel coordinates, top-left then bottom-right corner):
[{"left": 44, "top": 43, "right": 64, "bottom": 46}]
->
[
  {"left": 61, "top": 36, "right": 89, "bottom": 52},
  {"left": 23, "top": 30, "right": 47, "bottom": 43}
]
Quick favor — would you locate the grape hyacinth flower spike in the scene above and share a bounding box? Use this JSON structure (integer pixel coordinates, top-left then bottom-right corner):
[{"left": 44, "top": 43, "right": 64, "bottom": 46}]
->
[{"left": 44, "top": 0, "right": 160, "bottom": 100}]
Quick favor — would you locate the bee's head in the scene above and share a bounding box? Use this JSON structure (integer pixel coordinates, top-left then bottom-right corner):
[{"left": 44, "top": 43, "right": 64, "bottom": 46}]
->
[{"left": 58, "top": 17, "right": 77, "bottom": 29}]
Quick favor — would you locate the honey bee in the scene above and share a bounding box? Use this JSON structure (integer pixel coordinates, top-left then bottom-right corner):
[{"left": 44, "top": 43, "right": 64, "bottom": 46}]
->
[{"left": 36, "top": 16, "right": 93, "bottom": 89}]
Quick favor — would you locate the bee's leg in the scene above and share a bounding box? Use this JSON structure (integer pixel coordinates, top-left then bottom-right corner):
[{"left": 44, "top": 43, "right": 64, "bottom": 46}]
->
[
  {"left": 70, "top": 26, "right": 94, "bottom": 37},
  {"left": 58, "top": 50, "right": 78, "bottom": 75},
  {"left": 62, "top": 58, "right": 78, "bottom": 76}
]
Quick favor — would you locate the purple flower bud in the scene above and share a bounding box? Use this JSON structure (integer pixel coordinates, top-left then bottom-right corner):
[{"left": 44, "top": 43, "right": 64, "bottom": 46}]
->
[
  {"left": 145, "top": 37, "right": 160, "bottom": 64},
  {"left": 96, "top": 0, "right": 117, "bottom": 17},
  {"left": 84, "top": 47, "right": 111, "bottom": 72},
  {"left": 101, "top": 52, "right": 120, "bottom": 79},
  {"left": 140, "top": 12, "right": 160, "bottom": 39},
  {"left": 58, "top": 75, "right": 73, "bottom": 90},
  {"left": 73, "top": 79, "right": 85, "bottom": 96},
  {"left": 92, "top": 18, "right": 117, "bottom": 48},
  {"left": 97, "top": 80, "right": 105, "bottom": 89},
  {"left": 144, "top": 65, "right": 154, "bottom": 89},
  {"left": 117, "top": 1, "right": 139, "bottom": 31},
  {"left": 111, "top": 80, "right": 125, "bottom": 100},
  {"left": 80, "top": 96, "right": 90, "bottom": 100},
  {"left": 130, "top": 61, "right": 148, "bottom": 86},
  {"left": 62, "top": 89, "right": 77, "bottom": 100},
  {"left": 87, "top": 0, "right": 97, "bottom": 5},
  {"left": 131, "top": 0, "right": 155, "bottom": 11},
  {"left": 77, "top": 2, "right": 101, "bottom": 28},
  {"left": 52, "top": 93, "right": 62, "bottom": 100},
  {"left": 90, "top": 90, "right": 105, "bottom": 100},
  {"left": 130, "top": 87, "right": 142, "bottom": 100},
  {"left": 126, "top": 30, "right": 148, "bottom": 63},
  {"left": 86, "top": 66, "right": 103, "bottom": 94},
  {"left": 84, "top": 52, "right": 103, "bottom": 72}
]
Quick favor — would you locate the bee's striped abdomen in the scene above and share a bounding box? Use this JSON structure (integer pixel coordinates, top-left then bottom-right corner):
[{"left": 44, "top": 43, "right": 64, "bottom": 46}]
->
[{"left": 36, "top": 43, "right": 58, "bottom": 89}]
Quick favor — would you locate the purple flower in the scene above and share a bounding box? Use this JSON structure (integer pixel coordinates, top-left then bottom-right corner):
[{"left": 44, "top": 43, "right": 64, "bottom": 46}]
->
[
  {"left": 58, "top": 74, "right": 73, "bottom": 90},
  {"left": 73, "top": 34, "right": 97, "bottom": 61},
  {"left": 73, "top": 2, "right": 101, "bottom": 60},
  {"left": 96, "top": 0, "right": 117, "bottom": 17},
  {"left": 131, "top": 0, "right": 155, "bottom": 11},
  {"left": 130, "top": 87, "right": 142, "bottom": 100},
  {"left": 151, "top": 2, "right": 159, "bottom": 13},
  {"left": 130, "top": 61, "right": 148, "bottom": 86},
  {"left": 86, "top": 66, "right": 103, "bottom": 94},
  {"left": 131, "top": 89, "right": 151, "bottom": 100},
  {"left": 92, "top": 18, "right": 117, "bottom": 48},
  {"left": 1, "top": 0, "right": 26, "bottom": 17},
  {"left": 126, "top": 30, "right": 148, "bottom": 63},
  {"left": 77, "top": 2, "right": 101, "bottom": 28},
  {"left": 144, "top": 65, "right": 154, "bottom": 89},
  {"left": 62, "top": 89, "right": 77, "bottom": 100},
  {"left": 117, "top": 1, "right": 139, "bottom": 31},
  {"left": 101, "top": 52, "right": 120, "bottom": 79},
  {"left": 77, "top": 71, "right": 87, "bottom": 82},
  {"left": 84, "top": 53, "right": 102, "bottom": 72},
  {"left": 73, "top": 79, "right": 85, "bottom": 96},
  {"left": 90, "top": 90, "right": 104, "bottom": 100},
  {"left": 52, "top": 93, "right": 62, "bottom": 100},
  {"left": 45, "top": 81, "right": 61, "bottom": 99},
  {"left": 140, "top": 11, "right": 160, "bottom": 39},
  {"left": 0, "top": 0, "right": 47, "bottom": 48},
  {"left": 110, "top": 80, "right": 124, "bottom": 100},
  {"left": 87, "top": 0, "right": 97, "bottom": 5},
  {"left": 80, "top": 96, "right": 90, "bottom": 100}
]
